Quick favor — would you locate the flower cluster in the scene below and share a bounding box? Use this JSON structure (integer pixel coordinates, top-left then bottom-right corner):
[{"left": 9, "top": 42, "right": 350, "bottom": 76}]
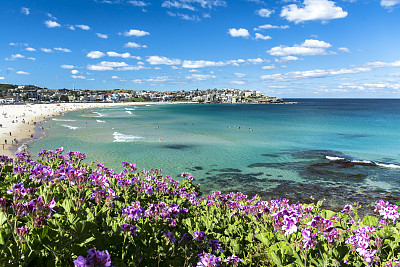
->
[
  {"left": 346, "top": 226, "right": 377, "bottom": 263},
  {"left": 375, "top": 200, "right": 400, "bottom": 223},
  {"left": 74, "top": 248, "right": 111, "bottom": 267}
]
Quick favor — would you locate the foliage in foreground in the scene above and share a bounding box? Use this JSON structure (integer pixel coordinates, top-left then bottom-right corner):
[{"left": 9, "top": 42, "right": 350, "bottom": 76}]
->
[{"left": 0, "top": 149, "right": 400, "bottom": 266}]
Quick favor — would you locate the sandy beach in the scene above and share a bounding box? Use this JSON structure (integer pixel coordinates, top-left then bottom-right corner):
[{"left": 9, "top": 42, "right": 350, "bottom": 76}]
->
[{"left": 0, "top": 102, "right": 160, "bottom": 158}]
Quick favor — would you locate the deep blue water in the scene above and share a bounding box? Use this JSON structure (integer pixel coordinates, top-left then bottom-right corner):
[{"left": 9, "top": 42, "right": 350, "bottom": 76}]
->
[{"left": 29, "top": 99, "right": 400, "bottom": 213}]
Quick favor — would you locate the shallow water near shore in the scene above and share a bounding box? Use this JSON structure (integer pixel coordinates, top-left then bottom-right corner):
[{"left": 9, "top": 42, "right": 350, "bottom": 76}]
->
[{"left": 28, "top": 99, "right": 400, "bottom": 214}]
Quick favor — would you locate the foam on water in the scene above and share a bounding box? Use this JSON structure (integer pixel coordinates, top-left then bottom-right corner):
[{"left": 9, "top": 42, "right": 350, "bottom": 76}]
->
[
  {"left": 52, "top": 118, "right": 76, "bottom": 122},
  {"left": 125, "top": 108, "right": 135, "bottom": 111},
  {"left": 96, "top": 120, "right": 105, "bottom": 123},
  {"left": 326, "top": 155, "right": 400, "bottom": 169},
  {"left": 93, "top": 112, "right": 105, "bottom": 117},
  {"left": 325, "top": 156, "right": 346, "bottom": 161},
  {"left": 61, "top": 124, "right": 79, "bottom": 130},
  {"left": 113, "top": 132, "right": 142, "bottom": 142},
  {"left": 126, "top": 111, "right": 132, "bottom": 115}
]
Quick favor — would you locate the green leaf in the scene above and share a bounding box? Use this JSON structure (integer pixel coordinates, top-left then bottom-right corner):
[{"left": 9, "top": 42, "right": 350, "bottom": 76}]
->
[
  {"left": 256, "top": 232, "right": 274, "bottom": 246},
  {"left": 362, "top": 216, "right": 379, "bottom": 226}
]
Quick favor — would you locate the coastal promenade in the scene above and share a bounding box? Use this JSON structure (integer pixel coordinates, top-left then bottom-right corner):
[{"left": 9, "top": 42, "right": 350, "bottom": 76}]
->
[{"left": 0, "top": 102, "right": 163, "bottom": 158}]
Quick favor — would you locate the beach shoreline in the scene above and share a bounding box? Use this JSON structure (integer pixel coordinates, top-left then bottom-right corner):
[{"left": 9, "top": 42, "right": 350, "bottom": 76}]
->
[{"left": 0, "top": 102, "right": 185, "bottom": 158}]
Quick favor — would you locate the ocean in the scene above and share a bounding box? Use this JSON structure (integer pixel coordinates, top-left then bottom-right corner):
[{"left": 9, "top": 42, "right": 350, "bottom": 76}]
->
[{"left": 29, "top": 99, "right": 400, "bottom": 213}]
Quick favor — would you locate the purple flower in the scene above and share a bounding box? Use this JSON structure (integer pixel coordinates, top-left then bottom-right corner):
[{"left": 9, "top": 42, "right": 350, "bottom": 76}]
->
[
  {"left": 301, "top": 228, "right": 317, "bottom": 250},
  {"left": 122, "top": 202, "right": 144, "bottom": 221},
  {"left": 74, "top": 248, "right": 111, "bottom": 267},
  {"left": 121, "top": 223, "right": 137, "bottom": 235},
  {"left": 164, "top": 232, "right": 176, "bottom": 243},
  {"left": 209, "top": 239, "right": 224, "bottom": 252},
  {"left": 341, "top": 205, "right": 353, "bottom": 213},
  {"left": 197, "top": 252, "right": 221, "bottom": 267},
  {"left": 194, "top": 230, "right": 207, "bottom": 241},
  {"left": 224, "top": 255, "right": 243, "bottom": 265}
]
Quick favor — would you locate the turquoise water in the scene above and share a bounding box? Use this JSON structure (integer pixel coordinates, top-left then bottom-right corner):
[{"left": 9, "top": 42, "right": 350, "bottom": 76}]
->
[{"left": 29, "top": 100, "right": 400, "bottom": 212}]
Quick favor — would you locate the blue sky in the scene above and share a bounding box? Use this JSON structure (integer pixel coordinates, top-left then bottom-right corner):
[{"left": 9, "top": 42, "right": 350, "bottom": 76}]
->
[{"left": 1, "top": 0, "right": 400, "bottom": 97}]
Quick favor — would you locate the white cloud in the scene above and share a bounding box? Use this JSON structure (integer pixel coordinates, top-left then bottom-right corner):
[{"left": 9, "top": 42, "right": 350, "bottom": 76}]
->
[
  {"left": 26, "top": 47, "right": 36, "bottom": 52},
  {"left": 76, "top": 24, "right": 90, "bottom": 30},
  {"left": 256, "top": 8, "right": 273, "bottom": 17},
  {"left": 166, "top": 11, "right": 198, "bottom": 20},
  {"left": 260, "top": 66, "right": 371, "bottom": 81},
  {"left": 146, "top": 56, "right": 181, "bottom": 65},
  {"left": 41, "top": 48, "right": 53, "bottom": 53},
  {"left": 381, "top": 0, "right": 400, "bottom": 8},
  {"left": 11, "top": 54, "right": 25, "bottom": 59},
  {"left": 54, "top": 47, "right": 72, "bottom": 52},
  {"left": 275, "top": 56, "right": 301, "bottom": 62},
  {"left": 365, "top": 60, "right": 400, "bottom": 68},
  {"left": 87, "top": 61, "right": 129, "bottom": 71},
  {"left": 124, "top": 29, "right": 150, "bottom": 37},
  {"left": 21, "top": 7, "right": 30, "bottom": 15},
  {"left": 117, "top": 65, "right": 145, "bottom": 71},
  {"left": 338, "top": 47, "right": 351, "bottom": 53},
  {"left": 68, "top": 25, "right": 75, "bottom": 30},
  {"left": 71, "top": 75, "right": 86, "bottom": 79},
  {"left": 181, "top": 58, "right": 266, "bottom": 68},
  {"left": 112, "top": 75, "right": 120, "bottom": 79},
  {"left": 254, "top": 24, "right": 289, "bottom": 31},
  {"left": 71, "top": 70, "right": 79, "bottom": 75},
  {"left": 17, "top": 71, "right": 29, "bottom": 75},
  {"left": 234, "top": 73, "right": 246, "bottom": 78},
  {"left": 230, "top": 81, "right": 246, "bottom": 85},
  {"left": 185, "top": 74, "right": 216, "bottom": 81},
  {"left": 255, "top": 33, "right": 272, "bottom": 40},
  {"left": 27, "top": 57, "right": 36, "bottom": 61},
  {"left": 268, "top": 39, "right": 332, "bottom": 56},
  {"left": 60, "top": 65, "right": 75, "bottom": 69},
  {"left": 281, "top": 0, "right": 348, "bottom": 23},
  {"left": 228, "top": 28, "right": 250, "bottom": 38},
  {"left": 161, "top": 0, "right": 226, "bottom": 10},
  {"left": 124, "top": 42, "right": 147, "bottom": 48},
  {"left": 262, "top": 65, "right": 276, "bottom": 70},
  {"left": 87, "top": 51, "right": 106, "bottom": 59},
  {"left": 44, "top": 20, "right": 61, "bottom": 28},
  {"left": 189, "top": 69, "right": 199, "bottom": 72},
  {"left": 0, "top": 77, "right": 4, "bottom": 80},
  {"left": 128, "top": 1, "right": 151, "bottom": 7},
  {"left": 107, "top": 51, "right": 132, "bottom": 58},
  {"left": 96, "top": 33, "right": 108, "bottom": 38}
]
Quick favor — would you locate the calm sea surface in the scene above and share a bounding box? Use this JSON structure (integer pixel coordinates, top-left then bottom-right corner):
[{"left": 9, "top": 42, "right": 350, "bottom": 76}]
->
[{"left": 29, "top": 99, "right": 400, "bottom": 213}]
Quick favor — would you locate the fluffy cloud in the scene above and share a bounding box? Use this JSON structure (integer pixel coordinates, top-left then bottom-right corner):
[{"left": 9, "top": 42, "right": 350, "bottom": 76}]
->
[
  {"left": 234, "top": 73, "right": 246, "bottom": 78},
  {"left": 96, "top": 33, "right": 108, "bottom": 39},
  {"left": 254, "top": 24, "right": 289, "bottom": 31},
  {"left": 381, "top": 0, "right": 400, "bottom": 8},
  {"left": 71, "top": 75, "right": 86, "bottom": 79},
  {"left": 124, "top": 29, "right": 150, "bottom": 37},
  {"left": 161, "top": 0, "right": 226, "bottom": 10},
  {"left": 71, "top": 70, "right": 79, "bottom": 75},
  {"left": 338, "top": 47, "right": 350, "bottom": 53},
  {"left": 44, "top": 20, "right": 61, "bottom": 28},
  {"left": 0, "top": 77, "right": 4, "bottom": 80},
  {"left": 255, "top": 33, "right": 271, "bottom": 40},
  {"left": 11, "top": 54, "right": 25, "bottom": 59},
  {"left": 41, "top": 48, "right": 53, "bottom": 53},
  {"left": 275, "top": 56, "right": 301, "bottom": 62},
  {"left": 87, "top": 61, "right": 129, "bottom": 71},
  {"left": 281, "top": 0, "right": 348, "bottom": 23},
  {"left": 230, "top": 81, "right": 246, "bottom": 85},
  {"left": 256, "top": 8, "right": 273, "bottom": 17},
  {"left": 146, "top": 56, "right": 181, "bottom": 65},
  {"left": 107, "top": 51, "right": 140, "bottom": 59},
  {"left": 124, "top": 42, "right": 147, "bottom": 48},
  {"left": 76, "top": 24, "right": 90, "bottom": 30},
  {"left": 228, "top": 28, "right": 250, "bottom": 38},
  {"left": 16, "top": 71, "right": 29, "bottom": 75},
  {"left": 54, "top": 47, "right": 72, "bottom": 52},
  {"left": 26, "top": 47, "right": 36, "bottom": 52},
  {"left": 262, "top": 65, "right": 276, "bottom": 70},
  {"left": 166, "top": 11, "right": 198, "bottom": 20},
  {"left": 185, "top": 74, "right": 216, "bottom": 81},
  {"left": 60, "top": 65, "right": 75, "bottom": 69},
  {"left": 365, "top": 60, "right": 400, "bottom": 68},
  {"left": 260, "top": 66, "right": 371, "bottom": 81},
  {"left": 21, "top": 7, "right": 30, "bottom": 15},
  {"left": 128, "top": 1, "right": 150, "bottom": 6},
  {"left": 87, "top": 51, "right": 106, "bottom": 59},
  {"left": 268, "top": 39, "right": 332, "bottom": 56},
  {"left": 182, "top": 58, "right": 266, "bottom": 68}
]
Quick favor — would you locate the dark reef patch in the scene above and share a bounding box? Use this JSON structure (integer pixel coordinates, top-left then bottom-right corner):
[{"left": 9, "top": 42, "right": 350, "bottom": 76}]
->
[
  {"left": 337, "top": 133, "right": 371, "bottom": 139},
  {"left": 162, "top": 144, "right": 194, "bottom": 150},
  {"left": 261, "top": 153, "right": 280, "bottom": 158},
  {"left": 209, "top": 168, "right": 242, "bottom": 173}
]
